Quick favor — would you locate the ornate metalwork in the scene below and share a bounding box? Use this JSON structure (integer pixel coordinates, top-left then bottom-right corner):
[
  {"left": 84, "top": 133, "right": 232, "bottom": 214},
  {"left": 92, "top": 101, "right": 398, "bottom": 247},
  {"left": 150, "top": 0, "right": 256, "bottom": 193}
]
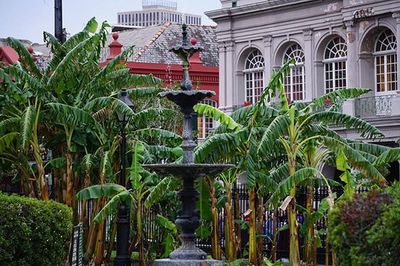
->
[
  {"left": 355, "top": 95, "right": 394, "bottom": 118},
  {"left": 144, "top": 25, "right": 232, "bottom": 262}
]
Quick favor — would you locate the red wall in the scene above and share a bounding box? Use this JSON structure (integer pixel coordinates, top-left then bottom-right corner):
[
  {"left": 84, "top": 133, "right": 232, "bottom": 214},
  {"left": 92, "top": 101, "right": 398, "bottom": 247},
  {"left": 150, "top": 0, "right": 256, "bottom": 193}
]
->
[{"left": 126, "top": 61, "right": 219, "bottom": 104}]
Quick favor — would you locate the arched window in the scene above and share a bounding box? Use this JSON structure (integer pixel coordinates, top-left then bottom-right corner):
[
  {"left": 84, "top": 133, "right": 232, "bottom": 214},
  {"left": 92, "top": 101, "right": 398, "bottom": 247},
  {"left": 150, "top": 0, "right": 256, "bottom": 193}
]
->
[
  {"left": 324, "top": 37, "right": 347, "bottom": 93},
  {"left": 198, "top": 99, "right": 217, "bottom": 139},
  {"left": 244, "top": 50, "right": 265, "bottom": 104},
  {"left": 375, "top": 29, "right": 397, "bottom": 94},
  {"left": 283, "top": 44, "right": 305, "bottom": 102}
]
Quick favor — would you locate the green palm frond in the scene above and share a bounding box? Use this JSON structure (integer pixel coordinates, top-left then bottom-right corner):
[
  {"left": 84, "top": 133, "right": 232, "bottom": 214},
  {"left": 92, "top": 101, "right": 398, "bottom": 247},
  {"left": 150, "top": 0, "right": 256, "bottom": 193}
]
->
[
  {"left": 143, "top": 144, "right": 183, "bottom": 162},
  {"left": 0, "top": 117, "right": 20, "bottom": 133},
  {"left": 47, "top": 34, "right": 100, "bottom": 92},
  {"left": 194, "top": 103, "right": 241, "bottom": 131},
  {"left": 131, "top": 128, "right": 182, "bottom": 147},
  {"left": 129, "top": 141, "right": 145, "bottom": 189},
  {"left": 0, "top": 69, "right": 21, "bottom": 94},
  {"left": 84, "top": 96, "right": 135, "bottom": 118},
  {"left": 21, "top": 105, "right": 36, "bottom": 149},
  {"left": 312, "top": 88, "right": 370, "bottom": 108},
  {"left": 76, "top": 183, "right": 127, "bottom": 200},
  {"left": 0, "top": 132, "right": 19, "bottom": 154},
  {"left": 258, "top": 114, "right": 290, "bottom": 156},
  {"left": 44, "top": 157, "right": 66, "bottom": 169},
  {"left": 374, "top": 148, "right": 400, "bottom": 167},
  {"left": 144, "top": 176, "right": 171, "bottom": 208},
  {"left": 124, "top": 74, "right": 162, "bottom": 88},
  {"left": 7, "top": 37, "right": 41, "bottom": 77},
  {"left": 349, "top": 142, "right": 390, "bottom": 157},
  {"left": 322, "top": 136, "right": 386, "bottom": 186},
  {"left": 43, "top": 32, "right": 62, "bottom": 54},
  {"left": 128, "top": 87, "right": 167, "bottom": 100},
  {"left": 83, "top": 17, "right": 98, "bottom": 33},
  {"left": 131, "top": 108, "right": 176, "bottom": 128},
  {"left": 82, "top": 153, "right": 97, "bottom": 170},
  {"left": 230, "top": 105, "right": 254, "bottom": 124},
  {"left": 195, "top": 129, "right": 248, "bottom": 163},
  {"left": 308, "top": 111, "right": 383, "bottom": 139},
  {"left": 93, "top": 190, "right": 132, "bottom": 223},
  {"left": 269, "top": 167, "right": 321, "bottom": 205},
  {"left": 3, "top": 65, "right": 42, "bottom": 94},
  {"left": 47, "top": 103, "right": 96, "bottom": 128}
]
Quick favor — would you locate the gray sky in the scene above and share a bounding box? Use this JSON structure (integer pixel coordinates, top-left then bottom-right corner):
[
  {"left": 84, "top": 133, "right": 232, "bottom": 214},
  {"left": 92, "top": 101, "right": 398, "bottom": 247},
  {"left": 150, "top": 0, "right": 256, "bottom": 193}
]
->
[{"left": 0, "top": 0, "right": 221, "bottom": 43}]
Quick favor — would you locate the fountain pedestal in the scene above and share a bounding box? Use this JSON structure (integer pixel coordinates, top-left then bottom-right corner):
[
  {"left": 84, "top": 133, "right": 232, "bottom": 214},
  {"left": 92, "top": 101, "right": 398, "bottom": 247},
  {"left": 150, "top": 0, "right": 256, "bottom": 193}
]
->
[{"left": 143, "top": 24, "right": 232, "bottom": 266}]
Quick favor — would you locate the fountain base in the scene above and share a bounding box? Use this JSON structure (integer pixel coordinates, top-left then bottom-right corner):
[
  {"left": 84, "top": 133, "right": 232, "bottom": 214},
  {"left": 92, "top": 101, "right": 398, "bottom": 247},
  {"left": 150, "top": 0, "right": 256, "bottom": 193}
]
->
[{"left": 153, "top": 259, "right": 223, "bottom": 266}]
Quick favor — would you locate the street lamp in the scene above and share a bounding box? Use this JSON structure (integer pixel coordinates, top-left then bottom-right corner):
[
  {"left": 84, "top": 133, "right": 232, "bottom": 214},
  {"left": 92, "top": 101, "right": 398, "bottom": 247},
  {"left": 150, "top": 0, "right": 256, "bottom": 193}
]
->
[{"left": 114, "top": 88, "right": 134, "bottom": 266}]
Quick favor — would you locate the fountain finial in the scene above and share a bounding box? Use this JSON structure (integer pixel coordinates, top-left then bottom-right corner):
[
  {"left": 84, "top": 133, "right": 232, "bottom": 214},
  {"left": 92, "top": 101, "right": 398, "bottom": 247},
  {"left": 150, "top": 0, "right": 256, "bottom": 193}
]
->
[
  {"left": 170, "top": 24, "right": 203, "bottom": 91},
  {"left": 182, "top": 24, "right": 188, "bottom": 47}
]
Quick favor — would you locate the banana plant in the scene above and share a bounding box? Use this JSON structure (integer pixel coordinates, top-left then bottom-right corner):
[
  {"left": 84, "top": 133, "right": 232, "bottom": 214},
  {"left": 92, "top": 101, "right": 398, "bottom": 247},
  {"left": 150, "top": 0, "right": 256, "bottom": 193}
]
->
[{"left": 77, "top": 141, "right": 175, "bottom": 266}]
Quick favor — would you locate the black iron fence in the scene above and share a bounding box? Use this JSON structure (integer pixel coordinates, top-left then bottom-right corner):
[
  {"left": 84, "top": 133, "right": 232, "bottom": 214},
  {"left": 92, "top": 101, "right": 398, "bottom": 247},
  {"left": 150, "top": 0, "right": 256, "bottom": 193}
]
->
[{"left": 73, "top": 183, "right": 368, "bottom": 263}]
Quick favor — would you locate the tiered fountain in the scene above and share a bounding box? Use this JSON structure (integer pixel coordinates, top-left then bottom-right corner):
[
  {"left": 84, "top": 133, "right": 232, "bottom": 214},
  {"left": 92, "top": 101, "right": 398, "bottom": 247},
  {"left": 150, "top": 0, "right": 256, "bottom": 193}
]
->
[{"left": 144, "top": 25, "right": 232, "bottom": 266}]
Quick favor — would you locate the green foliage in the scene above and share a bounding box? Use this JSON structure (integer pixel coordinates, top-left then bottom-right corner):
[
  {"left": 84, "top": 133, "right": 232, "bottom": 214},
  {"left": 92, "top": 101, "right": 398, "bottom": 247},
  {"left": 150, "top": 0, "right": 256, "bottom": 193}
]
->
[
  {"left": 0, "top": 193, "right": 72, "bottom": 266},
  {"left": 328, "top": 184, "right": 400, "bottom": 266}
]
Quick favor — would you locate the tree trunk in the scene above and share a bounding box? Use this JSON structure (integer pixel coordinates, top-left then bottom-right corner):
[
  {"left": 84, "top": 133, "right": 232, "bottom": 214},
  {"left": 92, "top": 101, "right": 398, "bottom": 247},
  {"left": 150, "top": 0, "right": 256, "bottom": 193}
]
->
[
  {"left": 256, "top": 195, "right": 264, "bottom": 266},
  {"left": 234, "top": 184, "right": 241, "bottom": 258},
  {"left": 288, "top": 186, "right": 300, "bottom": 266},
  {"left": 248, "top": 189, "right": 257, "bottom": 265},
  {"left": 65, "top": 151, "right": 74, "bottom": 206},
  {"left": 224, "top": 186, "right": 235, "bottom": 262},
  {"left": 93, "top": 198, "right": 107, "bottom": 265},
  {"left": 305, "top": 185, "right": 314, "bottom": 265},
  {"left": 84, "top": 199, "right": 100, "bottom": 263},
  {"left": 137, "top": 200, "right": 146, "bottom": 266},
  {"left": 288, "top": 153, "right": 300, "bottom": 266},
  {"left": 272, "top": 208, "right": 278, "bottom": 262},
  {"left": 32, "top": 140, "right": 47, "bottom": 200},
  {"left": 106, "top": 218, "right": 117, "bottom": 262},
  {"left": 208, "top": 178, "right": 221, "bottom": 260}
]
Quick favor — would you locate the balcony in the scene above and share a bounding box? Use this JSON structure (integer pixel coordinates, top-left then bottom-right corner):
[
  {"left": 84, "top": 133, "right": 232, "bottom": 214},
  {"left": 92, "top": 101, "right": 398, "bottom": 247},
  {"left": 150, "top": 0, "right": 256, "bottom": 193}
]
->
[{"left": 355, "top": 95, "right": 396, "bottom": 118}]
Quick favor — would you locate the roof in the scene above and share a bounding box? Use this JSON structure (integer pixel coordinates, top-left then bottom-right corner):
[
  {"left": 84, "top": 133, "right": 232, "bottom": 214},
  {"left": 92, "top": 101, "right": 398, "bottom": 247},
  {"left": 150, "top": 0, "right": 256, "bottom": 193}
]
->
[
  {"left": 108, "top": 23, "right": 218, "bottom": 67},
  {"left": 0, "top": 46, "right": 19, "bottom": 64}
]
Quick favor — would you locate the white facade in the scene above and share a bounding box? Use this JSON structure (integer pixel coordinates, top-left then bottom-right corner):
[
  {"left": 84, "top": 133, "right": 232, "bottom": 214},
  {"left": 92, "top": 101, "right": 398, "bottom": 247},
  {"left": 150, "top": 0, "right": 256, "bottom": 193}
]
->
[
  {"left": 207, "top": 0, "right": 400, "bottom": 146},
  {"left": 118, "top": 0, "right": 201, "bottom": 27}
]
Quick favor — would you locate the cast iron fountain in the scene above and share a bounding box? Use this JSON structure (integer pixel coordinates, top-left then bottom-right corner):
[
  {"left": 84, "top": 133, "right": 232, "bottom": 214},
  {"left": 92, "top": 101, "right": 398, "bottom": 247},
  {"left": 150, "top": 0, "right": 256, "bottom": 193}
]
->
[{"left": 144, "top": 25, "right": 233, "bottom": 266}]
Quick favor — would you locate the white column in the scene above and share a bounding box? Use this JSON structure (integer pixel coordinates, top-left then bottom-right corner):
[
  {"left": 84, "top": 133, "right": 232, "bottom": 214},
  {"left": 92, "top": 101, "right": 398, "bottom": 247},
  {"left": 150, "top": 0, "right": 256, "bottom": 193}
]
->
[
  {"left": 391, "top": 12, "right": 400, "bottom": 116},
  {"left": 225, "top": 41, "right": 235, "bottom": 113},
  {"left": 263, "top": 35, "right": 272, "bottom": 82},
  {"left": 344, "top": 20, "right": 357, "bottom": 116},
  {"left": 303, "top": 29, "right": 313, "bottom": 101},
  {"left": 218, "top": 42, "right": 227, "bottom": 112}
]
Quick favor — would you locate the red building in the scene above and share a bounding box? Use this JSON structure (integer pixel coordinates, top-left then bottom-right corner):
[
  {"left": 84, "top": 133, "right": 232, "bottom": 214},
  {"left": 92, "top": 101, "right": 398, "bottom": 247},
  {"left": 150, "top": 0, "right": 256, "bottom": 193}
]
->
[{"left": 104, "top": 22, "right": 219, "bottom": 138}]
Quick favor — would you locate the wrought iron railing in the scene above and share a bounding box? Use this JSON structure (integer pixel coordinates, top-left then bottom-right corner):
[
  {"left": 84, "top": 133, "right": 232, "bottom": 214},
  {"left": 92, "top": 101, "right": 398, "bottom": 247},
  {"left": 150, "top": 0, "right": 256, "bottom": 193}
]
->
[{"left": 355, "top": 95, "right": 394, "bottom": 118}]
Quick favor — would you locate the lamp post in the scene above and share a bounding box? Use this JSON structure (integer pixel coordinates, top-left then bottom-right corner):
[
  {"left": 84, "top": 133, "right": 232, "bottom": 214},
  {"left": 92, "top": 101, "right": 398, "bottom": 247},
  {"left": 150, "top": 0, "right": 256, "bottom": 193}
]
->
[{"left": 114, "top": 88, "right": 134, "bottom": 266}]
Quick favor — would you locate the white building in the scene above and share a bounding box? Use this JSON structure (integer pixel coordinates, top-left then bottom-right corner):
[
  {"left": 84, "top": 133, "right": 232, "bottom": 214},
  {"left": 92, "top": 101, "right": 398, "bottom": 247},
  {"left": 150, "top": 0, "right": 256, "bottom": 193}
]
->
[
  {"left": 206, "top": 0, "right": 400, "bottom": 180},
  {"left": 117, "top": 0, "right": 202, "bottom": 27}
]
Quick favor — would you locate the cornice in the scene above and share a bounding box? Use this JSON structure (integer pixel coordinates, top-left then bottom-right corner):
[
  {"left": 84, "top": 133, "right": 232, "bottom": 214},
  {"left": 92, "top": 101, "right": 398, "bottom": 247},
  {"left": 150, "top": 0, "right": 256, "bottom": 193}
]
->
[{"left": 206, "top": 0, "right": 316, "bottom": 20}]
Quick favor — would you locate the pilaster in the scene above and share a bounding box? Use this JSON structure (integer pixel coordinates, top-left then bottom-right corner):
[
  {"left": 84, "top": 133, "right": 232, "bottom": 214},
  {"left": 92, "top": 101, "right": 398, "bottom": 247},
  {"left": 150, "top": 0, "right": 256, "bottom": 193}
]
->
[
  {"left": 392, "top": 12, "right": 400, "bottom": 91},
  {"left": 344, "top": 20, "right": 357, "bottom": 116},
  {"left": 263, "top": 35, "right": 273, "bottom": 81},
  {"left": 225, "top": 41, "right": 235, "bottom": 111},
  {"left": 303, "top": 28, "right": 313, "bottom": 101},
  {"left": 218, "top": 42, "right": 227, "bottom": 111}
]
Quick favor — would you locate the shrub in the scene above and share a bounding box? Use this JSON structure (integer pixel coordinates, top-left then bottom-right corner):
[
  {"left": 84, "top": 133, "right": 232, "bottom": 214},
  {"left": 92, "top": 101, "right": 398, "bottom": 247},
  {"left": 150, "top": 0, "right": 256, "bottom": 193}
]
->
[
  {"left": 0, "top": 193, "right": 72, "bottom": 266},
  {"left": 328, "top": 183, "right": 400, "bottom": 266}
]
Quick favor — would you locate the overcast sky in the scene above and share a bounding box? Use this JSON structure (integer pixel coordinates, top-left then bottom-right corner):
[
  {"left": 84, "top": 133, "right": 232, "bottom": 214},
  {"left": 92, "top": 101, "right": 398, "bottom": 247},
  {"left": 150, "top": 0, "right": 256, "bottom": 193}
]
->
[{"left": 0, "top": 0, "right": 221, "bottom": 43}]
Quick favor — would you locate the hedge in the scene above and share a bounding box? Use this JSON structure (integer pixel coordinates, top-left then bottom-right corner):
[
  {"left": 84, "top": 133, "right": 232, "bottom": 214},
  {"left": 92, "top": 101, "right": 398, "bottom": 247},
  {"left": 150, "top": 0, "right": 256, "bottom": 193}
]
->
[
  {"left": 328, "top": 183, "right": 400, "bottom": 266},
  {"left": 0, "top": 193, "right": 72, "bottom": 266}
]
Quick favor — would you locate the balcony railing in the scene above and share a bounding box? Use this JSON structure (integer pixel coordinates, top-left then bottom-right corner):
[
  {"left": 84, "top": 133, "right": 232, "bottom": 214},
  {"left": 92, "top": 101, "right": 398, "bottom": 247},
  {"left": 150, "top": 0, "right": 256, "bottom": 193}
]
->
[{"left": 355, "top": 95, "right": 394, "bottom": 118}]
